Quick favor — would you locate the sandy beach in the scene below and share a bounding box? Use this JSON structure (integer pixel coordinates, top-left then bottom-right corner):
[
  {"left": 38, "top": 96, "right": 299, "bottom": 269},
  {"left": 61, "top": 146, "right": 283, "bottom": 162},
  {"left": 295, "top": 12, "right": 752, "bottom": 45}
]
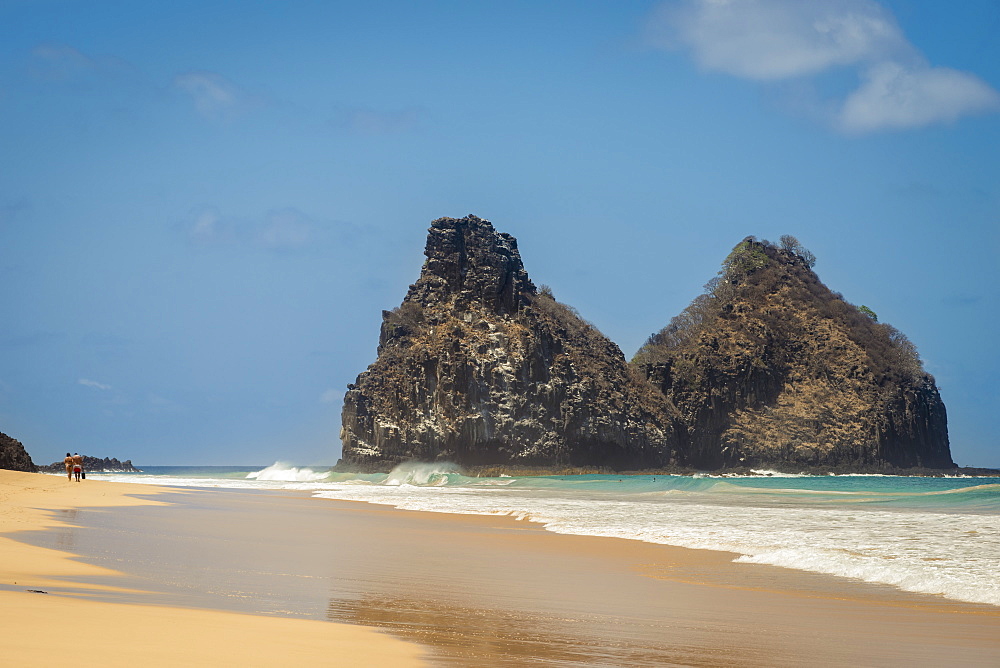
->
[
  {"left": 0, "top": 470, "right": 425, "bottom": 667},
  {"left": 3, "top": 470, "right": 999, "bottom": 666}
]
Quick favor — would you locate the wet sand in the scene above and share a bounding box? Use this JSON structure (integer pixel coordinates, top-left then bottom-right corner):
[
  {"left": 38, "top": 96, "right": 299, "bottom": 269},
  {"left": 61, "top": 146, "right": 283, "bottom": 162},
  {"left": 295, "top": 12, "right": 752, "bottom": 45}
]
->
[
  {"left": 13, "top": 475, "right": 1000, "bottom": 667},
  {"left": 0, "top": 470, "right": 426, "bottom": 667}
]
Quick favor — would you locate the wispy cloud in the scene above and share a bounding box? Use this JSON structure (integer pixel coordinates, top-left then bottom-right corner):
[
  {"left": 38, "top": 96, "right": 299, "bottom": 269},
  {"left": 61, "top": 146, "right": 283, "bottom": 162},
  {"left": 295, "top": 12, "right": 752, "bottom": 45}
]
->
[
  {"left": 183, "top": 206, "right": 350, "bottom": 250},
  {"left": 173, "top": 71, "right": 249, "bottom": 120},
  {"left": 839, "top": 62, "right": 1000, "bottom": 133},
  {"left": 30, "top": 43, "right": 99, "bottom": 80},
  {"left": 79, "top": 378, "right": 112, "bottom": 391},
  {"left": 258, "top": 208, "right": 315, "bottom": 249},
  {"left": 319, "top": 389, "right": 340, "bottom": 404},
  {"left": 29, "top": 43, "right": 134, "bottom": 82},
  {"left": 645, "top": 0, "right": 1000, "bottom": 133},
  {"left": 334, "top": 106, "right": 423, "bottom": 135},
  {"left": 187, "top": 207, "right": 235, "bottom": 245},
  {"left": 148, "top": 394, "right": 183, "bottom": 412}
]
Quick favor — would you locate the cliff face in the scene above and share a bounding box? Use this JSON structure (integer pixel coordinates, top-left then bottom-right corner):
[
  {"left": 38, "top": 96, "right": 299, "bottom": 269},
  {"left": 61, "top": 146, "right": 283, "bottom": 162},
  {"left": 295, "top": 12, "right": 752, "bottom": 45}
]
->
[
  {"left": 0, "top": 432, "right": 37, "bottom": 472},
  {"left": 341, "top": 223, "right": 953, "bottom": 473},
  {"left": 340, "top": 215, "right": 679, "bottom": 471},
  {"left": 634, "top": 237, "right": 954, "bottom": 470}
]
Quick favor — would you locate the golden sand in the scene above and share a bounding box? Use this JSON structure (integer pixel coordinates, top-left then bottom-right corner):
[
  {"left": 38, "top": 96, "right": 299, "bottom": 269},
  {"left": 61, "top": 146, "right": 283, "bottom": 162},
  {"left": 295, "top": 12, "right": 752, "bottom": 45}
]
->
[
  {"left": 0, "top": 470, "right": 425, "bottom": 667},
  {"left": 4, "top": 469, "right": 999, "bottom": 666}
]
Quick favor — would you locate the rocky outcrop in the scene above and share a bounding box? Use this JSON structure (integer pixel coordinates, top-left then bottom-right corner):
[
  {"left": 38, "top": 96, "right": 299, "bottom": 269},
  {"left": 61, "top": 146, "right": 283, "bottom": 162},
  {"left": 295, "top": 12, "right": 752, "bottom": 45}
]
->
[
  {"left": 81, "top": 456, "right": 141, "bottom": 472},
  {"left": 340, "top": 215, "right": 680, "bottom": 472},
  {"left": 633, "top": 237, "right": 954, "bottom": 471},
  {"left": 37, "top": 456, "right": 141, "bottom": 473},
  {"left": 0, "top": 432, "right": 36, "bottom": 472},
  {"left": 340, "top": 223, "right": 953, "bottom": 473}
]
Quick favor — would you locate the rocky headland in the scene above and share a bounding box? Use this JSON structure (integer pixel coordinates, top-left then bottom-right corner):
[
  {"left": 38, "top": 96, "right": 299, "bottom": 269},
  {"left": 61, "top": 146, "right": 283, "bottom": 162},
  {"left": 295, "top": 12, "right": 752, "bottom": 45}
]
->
[
  {"left": 339, "top": 219, "right": 956, "bottom": 474},
  {"left": 0, "top": 432, "right": 36, "bottom": 472},
  {"left": 37, "top": 456, "right": 142, "bottom": 473}
]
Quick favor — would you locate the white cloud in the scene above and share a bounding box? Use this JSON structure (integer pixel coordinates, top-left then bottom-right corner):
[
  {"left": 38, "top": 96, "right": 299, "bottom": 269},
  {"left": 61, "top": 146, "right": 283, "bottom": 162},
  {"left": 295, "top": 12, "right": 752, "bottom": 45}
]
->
[
  {"left": 79, "top": 378, "right": 111, "bottom": 390},
  {"left": 319, "top": 389, "right": 340, "bottom": 404},
  {"left": 645, "top": 0, "right": 1000, "bottom": 132},
  {"left": 647, "top": 0, "right": 907, "bottom": 80},
  {"left": 839, "top": 62, "right": 1000, "bottom": 133},
  {"left": 173, "top": 71, "right": 247, "bottom": 119}
]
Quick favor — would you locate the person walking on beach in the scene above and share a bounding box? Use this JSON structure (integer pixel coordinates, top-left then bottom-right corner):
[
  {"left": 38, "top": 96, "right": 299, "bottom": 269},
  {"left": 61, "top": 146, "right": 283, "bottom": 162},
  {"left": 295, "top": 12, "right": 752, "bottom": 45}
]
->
[
  {"left": 63, "top": 453, "right": 74, "bottom": 481},
  {"left": 72, "top": 452, "right": 84, "bottom": 482}
]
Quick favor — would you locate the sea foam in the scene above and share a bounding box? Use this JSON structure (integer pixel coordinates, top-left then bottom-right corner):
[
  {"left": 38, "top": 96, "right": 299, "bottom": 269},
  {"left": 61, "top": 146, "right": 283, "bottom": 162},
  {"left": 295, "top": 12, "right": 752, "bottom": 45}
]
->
[
  {"left": 246, "top": 462, "right": 330, "bottom": 482},
  {"left": 309, "top": 475, "right": 1000, "bottom": 608},
  {"left": 382, "top": 461, "right": 461, "bottom": 486},
  {"left": 96, "top": 466, "right": 1000, "bottom": 608}
]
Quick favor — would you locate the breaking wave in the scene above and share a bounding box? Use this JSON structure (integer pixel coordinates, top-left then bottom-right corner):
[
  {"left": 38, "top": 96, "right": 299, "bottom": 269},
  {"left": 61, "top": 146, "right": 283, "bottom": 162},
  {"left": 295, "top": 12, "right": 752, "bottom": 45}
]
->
[
  {"left": 247, "top": 462, "right": 330, "bottom": 482},
  {"left": 382, "top": 461, "right": 463, "bottom": 486},
  {"left": 98, "top": 465, "right": 1000, "bottom": 607}
]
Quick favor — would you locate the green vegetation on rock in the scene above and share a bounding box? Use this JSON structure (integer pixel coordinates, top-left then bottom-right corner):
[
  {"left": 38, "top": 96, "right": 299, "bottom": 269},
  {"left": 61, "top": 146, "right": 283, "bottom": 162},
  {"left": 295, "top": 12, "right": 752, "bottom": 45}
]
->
[
  {"left": 859, "top": 305, "right": 878, "bottom": 322},
  {"left": 341, "top": 219, "right": 953, "bottom": 473},
  {"left": 633, "top": 236, "right": 950, "bottom": 470}
]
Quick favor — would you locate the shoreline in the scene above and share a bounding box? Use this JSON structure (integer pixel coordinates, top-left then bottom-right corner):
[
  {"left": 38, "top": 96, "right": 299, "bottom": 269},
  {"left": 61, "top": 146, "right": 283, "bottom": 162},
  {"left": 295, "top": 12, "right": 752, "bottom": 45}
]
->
[
  {"left": 26, "top": 468, "right": 1000, "bottom": 607},
  {"left": 0, "top": 470, "right": 426, "bottom": 667},
  {"left": 10, "top": 472, "right": 1000, "bottom": 666},
  {"left": 333, "top": 461, "right": 1000, "bottom": 478}
]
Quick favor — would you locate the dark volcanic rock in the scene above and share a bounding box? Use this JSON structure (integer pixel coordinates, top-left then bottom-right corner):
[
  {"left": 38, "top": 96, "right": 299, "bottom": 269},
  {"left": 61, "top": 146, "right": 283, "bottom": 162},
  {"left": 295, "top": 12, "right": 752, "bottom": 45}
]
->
[
  {"left": 81, "top": 456, "right": 141, "bottom": 472},
  {"left": 634, "top": 237, "right": 954, "bottom": 471},
  {"left": 0, "top": 432, "right": 36, "bottom": 472},
  {"left": 340, "top": 215, "right": 680, "bottom": 472},
  {"left": 37, "top": 456, "right": 141, "bottom": 473},
  {"left": 341, "top": 223, "right": 954, "bottom": 474}
]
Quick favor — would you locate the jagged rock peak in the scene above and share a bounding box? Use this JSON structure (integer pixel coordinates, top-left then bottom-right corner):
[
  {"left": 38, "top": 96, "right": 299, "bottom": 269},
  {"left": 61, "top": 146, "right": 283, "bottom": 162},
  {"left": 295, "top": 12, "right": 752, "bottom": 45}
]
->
[
  {"left": 340, "top": 215, "right": 679, "bottom": 472},
  {"left": 404, "top": 215, "right": 536, "bottom": 315}
]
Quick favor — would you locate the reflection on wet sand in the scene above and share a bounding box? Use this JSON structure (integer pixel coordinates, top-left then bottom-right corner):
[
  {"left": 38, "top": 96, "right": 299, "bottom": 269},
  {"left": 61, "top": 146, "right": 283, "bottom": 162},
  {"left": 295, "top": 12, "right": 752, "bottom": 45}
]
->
[
  {"left": 328, "top": 594, "right": 752, "bottom": 667},
  {"left": 16, "top": 489, "right": 1000, "bottom": 667},
  {"left": 54, "top": 509, "right": 78, "bottom": 551}
]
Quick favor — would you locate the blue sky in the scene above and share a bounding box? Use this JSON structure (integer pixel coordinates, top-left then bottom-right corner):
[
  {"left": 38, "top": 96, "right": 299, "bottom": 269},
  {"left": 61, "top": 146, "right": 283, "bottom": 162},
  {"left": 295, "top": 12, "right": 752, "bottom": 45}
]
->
[{"left": 2, "top": 0, "right": 998, "bottom": 467}]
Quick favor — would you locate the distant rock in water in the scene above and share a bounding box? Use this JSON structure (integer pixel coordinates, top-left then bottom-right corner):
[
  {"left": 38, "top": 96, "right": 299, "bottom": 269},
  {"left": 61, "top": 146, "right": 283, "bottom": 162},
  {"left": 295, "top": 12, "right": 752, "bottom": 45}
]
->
[
  {"left": 340, "top": 215, "right": 679, "bottom": 472},
  {"left": 0, "top": 432, "right": 37, "bottom": 472},
  {"left": 633, "top": 236, "right": 954, "bottom": 471},
  {"left": 37, "top": 455, "right": 141, "bottom": 473},
  {"left": 340, "top": 222, "right": 953, "bottom": 474},
  {"left": 82, "top": 456, "right": 141, "bottom": 472}
]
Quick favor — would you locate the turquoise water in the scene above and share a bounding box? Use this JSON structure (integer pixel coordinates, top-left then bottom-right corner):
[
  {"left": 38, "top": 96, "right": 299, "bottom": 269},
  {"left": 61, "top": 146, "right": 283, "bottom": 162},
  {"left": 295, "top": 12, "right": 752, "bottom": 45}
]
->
[
  {"left": 109, "top": 465, "right": 1000, "bottom": 510},
  {"left": 91, "top": 463, "right": 1000, "bottom": 607}
]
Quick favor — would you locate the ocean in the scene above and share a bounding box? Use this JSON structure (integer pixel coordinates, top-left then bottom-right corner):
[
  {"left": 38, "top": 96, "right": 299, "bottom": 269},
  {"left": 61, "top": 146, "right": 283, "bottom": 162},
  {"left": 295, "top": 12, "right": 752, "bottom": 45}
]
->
[{"left": 86, "top": 462, "right": 1000, "bottom": 608}]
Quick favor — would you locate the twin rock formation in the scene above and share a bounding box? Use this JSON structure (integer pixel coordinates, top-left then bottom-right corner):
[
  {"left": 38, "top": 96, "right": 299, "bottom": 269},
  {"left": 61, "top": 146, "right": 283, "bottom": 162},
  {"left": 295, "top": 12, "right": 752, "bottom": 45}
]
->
[{"left": 340, "top": 216, "right": 953, "bottom": 473}]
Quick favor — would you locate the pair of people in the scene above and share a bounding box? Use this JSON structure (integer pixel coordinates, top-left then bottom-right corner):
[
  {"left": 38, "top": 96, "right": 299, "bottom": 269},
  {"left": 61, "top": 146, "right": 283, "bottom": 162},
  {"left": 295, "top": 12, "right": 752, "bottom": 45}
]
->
[{"left": 63, "top": 452, "right": 84, "bottom": 481}]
